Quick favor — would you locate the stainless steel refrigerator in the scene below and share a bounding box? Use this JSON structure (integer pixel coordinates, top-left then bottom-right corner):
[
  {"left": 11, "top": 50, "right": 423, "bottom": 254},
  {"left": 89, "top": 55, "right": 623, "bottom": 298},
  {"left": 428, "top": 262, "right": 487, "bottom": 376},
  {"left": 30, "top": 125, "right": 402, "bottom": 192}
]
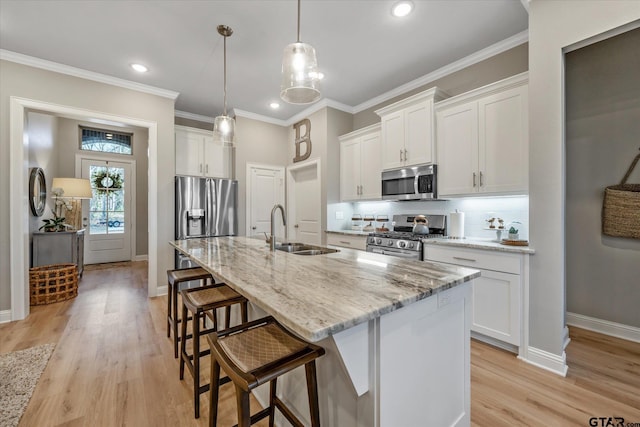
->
[{"left": 174, "top": 175, "right": 237, "bottom": 269}]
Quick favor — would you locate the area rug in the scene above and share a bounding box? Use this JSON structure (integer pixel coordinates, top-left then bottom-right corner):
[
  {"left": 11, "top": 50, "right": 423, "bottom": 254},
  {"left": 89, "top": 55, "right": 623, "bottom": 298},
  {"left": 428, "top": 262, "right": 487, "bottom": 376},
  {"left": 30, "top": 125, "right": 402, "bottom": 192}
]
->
[{"left": 0, "top": 343, "right": 55, "bottom": 427}]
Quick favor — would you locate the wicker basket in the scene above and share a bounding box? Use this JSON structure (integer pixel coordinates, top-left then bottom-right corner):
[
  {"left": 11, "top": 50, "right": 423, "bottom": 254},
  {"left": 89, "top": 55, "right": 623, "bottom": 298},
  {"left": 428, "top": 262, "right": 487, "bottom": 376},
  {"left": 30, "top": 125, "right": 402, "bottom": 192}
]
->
[
  {"left": 29, "top": 263, "right": 78, "bottom": 305},
  {"left": 602, "top": 152, "right": 640, "bottom": 239}
]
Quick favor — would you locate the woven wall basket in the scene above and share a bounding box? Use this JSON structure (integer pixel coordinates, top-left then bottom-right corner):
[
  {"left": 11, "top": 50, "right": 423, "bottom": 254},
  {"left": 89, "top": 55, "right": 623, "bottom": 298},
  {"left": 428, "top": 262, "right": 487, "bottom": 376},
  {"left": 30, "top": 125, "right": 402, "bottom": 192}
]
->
[
  {"left": 602, "top": 152, "right": 640, "bottom": 239},
  {"left": 29, "top": 263, "right": 78, "bottom": 305}
]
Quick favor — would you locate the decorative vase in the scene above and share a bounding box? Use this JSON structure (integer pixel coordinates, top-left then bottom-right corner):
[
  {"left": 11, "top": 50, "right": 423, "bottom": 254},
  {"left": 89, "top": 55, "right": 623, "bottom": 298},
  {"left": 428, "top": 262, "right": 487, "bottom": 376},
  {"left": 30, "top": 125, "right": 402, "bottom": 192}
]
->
[{"left": 509, "top": 233, "right": 519, "bottom": 240}]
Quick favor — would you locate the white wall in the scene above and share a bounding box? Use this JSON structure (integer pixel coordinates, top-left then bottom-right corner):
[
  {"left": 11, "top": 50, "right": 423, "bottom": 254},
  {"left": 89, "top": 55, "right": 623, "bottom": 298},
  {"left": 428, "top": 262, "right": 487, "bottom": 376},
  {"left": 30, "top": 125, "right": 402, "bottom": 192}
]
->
[{"left": 528, "top": 1, "right": 640, "bottom": 357}]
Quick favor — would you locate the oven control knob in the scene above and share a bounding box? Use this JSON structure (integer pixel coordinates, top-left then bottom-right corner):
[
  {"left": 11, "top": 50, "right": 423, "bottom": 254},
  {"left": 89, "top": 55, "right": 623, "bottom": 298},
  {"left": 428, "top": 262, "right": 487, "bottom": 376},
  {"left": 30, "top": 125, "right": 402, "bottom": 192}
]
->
[
  {"left": 376, "top": 238, "right": 382, "bottom": 245},
  {"left": 399, "top": 241, "right": 406, "bottom": 248},
  {"left": 387, "top": 241, "right": 393, "bottom": 246},
  {"left": 409, "top": 242, "right": 414, "bottom": 248},
  {"left": 369, "top": 237, "right": 375, "bottom": 243}
]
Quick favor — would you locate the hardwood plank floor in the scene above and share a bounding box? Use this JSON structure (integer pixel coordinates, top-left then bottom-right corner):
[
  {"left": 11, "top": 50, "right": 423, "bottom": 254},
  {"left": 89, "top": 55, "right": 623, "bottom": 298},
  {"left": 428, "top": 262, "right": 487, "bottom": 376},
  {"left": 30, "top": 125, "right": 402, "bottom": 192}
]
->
[{"left": 1, "top": 261, "right": 638, "bottom": 426}]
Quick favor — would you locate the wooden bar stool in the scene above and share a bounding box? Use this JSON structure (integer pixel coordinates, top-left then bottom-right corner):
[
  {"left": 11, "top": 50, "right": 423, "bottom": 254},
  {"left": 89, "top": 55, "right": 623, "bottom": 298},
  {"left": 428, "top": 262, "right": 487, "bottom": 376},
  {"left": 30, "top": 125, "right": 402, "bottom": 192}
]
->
[
  {"left": 207, "top": 316, "right": 325, "bottom": 427},
  {"left": 167, "top": 267, "right": 214, "bottom": 358},
  {"left": 180, "top": 283, "right": 249, "bottom": 418}
]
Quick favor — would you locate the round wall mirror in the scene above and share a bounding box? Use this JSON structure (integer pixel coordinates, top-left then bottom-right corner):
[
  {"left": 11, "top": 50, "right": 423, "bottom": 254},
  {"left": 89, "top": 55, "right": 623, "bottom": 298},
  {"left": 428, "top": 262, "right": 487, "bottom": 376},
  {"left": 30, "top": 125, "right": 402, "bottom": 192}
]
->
[{"left": 29, "top": 167, "right": 47, "bottom": 217}]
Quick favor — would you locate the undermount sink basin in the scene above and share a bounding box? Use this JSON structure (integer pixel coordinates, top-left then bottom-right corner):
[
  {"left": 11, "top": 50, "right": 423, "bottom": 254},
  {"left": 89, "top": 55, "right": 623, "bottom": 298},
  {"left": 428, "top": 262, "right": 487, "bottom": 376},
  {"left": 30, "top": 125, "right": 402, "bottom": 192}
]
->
[{"left": 275, "top": 242, "right": 339, "bottom": 256}]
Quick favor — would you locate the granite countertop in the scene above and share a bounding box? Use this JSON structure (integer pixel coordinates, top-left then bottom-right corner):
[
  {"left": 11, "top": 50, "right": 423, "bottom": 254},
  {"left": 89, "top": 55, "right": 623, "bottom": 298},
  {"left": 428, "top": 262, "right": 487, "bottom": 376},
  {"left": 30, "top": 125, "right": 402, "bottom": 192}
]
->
[
  {"left": 325, "top": 229, "right": 372, "bottom": 236},
  {"left": 171, "top": 237, "right": 480, "bottom": 342},
  {"left": 423, "top": 237, "right": 536, "bottom": 254}
]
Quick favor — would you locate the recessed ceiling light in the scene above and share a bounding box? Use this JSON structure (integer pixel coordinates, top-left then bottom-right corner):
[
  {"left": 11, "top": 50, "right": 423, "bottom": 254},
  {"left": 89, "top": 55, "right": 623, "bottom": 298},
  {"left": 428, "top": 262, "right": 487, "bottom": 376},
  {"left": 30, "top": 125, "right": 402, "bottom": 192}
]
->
[
  {"left": 131, "top": 63, "right": 148, "bottom": 73},
  {"left": 391, "top": 1, "right": 414, "bottom": 17},
  {"left": 270, "top": 102, "right": 280, "bottom": 109}
]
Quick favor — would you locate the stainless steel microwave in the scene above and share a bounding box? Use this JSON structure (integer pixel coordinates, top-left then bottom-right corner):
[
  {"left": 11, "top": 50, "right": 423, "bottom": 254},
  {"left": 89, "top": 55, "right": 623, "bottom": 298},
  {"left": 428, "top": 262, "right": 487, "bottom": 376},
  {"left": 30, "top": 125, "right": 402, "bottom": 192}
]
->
[{"left": 381, "top": 164, "right": 437, "bottom": 201}]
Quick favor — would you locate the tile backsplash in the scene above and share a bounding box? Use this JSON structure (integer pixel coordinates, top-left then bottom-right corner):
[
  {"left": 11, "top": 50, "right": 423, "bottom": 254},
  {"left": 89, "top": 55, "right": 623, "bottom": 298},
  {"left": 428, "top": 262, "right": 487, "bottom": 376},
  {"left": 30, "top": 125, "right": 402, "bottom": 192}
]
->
[{"left": 328, "top": 196, "right": 529, "bottom": 240}]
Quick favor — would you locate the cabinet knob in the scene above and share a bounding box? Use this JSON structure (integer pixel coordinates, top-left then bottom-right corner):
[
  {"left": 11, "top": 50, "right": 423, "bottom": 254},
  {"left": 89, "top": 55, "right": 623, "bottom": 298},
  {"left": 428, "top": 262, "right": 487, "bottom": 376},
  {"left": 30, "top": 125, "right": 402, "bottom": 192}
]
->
[
  {"left": 294, "top": 224, "right": 299, "bottom": 228},
  {"left": 252, "top": 226, "right": 256, "bottom": 230}
]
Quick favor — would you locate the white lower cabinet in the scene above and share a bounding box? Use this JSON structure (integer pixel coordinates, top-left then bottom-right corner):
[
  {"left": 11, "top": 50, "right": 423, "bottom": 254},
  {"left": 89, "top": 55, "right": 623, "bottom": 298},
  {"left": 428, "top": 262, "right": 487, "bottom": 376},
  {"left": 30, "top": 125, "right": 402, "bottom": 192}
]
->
[
  {"left": 424, "top": 245, "right": 523, "bottom": 349},
  {"left": 326, "top": 233, "right": 367, "bottom": 251}
]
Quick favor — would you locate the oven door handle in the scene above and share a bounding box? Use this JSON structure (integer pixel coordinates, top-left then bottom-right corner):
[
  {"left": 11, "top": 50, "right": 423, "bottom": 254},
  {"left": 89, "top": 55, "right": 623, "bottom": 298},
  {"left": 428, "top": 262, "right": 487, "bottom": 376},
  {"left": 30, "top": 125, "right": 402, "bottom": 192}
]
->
[{"left": 368, "top": 247, "right": 420, "bottom": 259}]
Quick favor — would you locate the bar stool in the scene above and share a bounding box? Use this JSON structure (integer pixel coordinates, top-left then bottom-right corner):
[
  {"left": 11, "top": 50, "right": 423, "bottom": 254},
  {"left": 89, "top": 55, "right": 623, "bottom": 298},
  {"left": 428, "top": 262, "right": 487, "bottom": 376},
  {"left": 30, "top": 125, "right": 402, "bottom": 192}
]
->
[
  {"left": 180, "top": 283, "right": 249, "bottom": 418},
  {"left": 207, "top": 316, "right": 325, "bottom": 427},
  {"left": 167, "top": 267, "right": 214, "bottom": 358}
]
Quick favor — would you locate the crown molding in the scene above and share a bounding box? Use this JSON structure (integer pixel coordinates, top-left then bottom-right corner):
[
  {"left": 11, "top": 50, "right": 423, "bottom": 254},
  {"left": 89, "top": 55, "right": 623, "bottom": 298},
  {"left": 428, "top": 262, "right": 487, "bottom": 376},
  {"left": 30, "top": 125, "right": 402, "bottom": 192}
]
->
[
  {"left": 232, "top": 109, "right": 288, "bottom": 127},
  {"left": 174, "top": 110, "right": 215, "bottom": 124},
  {"left": 351, "top": 30, "right": 529, "bottom": 113},
  {"left": 0, "top": 49, "right": 180, "bottom": 100},
  {"left": 234, "top": 98, "right": 354, "bottom": 128}
]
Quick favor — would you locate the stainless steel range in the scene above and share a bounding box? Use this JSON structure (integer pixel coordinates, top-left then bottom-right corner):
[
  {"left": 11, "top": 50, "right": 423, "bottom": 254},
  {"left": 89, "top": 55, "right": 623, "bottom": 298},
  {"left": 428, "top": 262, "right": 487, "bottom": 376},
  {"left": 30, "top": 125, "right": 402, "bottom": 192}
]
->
[{"left": 366, "top": 214, "right": 446, "bottom": 260}]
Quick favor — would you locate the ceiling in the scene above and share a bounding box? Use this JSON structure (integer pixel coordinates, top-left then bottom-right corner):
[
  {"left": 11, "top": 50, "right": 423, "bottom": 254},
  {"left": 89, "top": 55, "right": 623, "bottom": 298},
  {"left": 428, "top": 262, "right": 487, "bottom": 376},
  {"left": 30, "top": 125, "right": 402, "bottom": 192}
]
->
[{"left": 0, "top": 0, "right": 528, "bottom": 122}]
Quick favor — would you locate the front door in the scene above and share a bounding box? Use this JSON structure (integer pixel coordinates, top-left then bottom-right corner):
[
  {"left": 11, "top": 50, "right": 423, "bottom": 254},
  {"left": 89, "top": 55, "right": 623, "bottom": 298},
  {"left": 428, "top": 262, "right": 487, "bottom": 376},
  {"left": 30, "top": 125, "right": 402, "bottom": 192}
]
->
[{"left": 80, "top": 158, "right": 133, "bottom": 264}]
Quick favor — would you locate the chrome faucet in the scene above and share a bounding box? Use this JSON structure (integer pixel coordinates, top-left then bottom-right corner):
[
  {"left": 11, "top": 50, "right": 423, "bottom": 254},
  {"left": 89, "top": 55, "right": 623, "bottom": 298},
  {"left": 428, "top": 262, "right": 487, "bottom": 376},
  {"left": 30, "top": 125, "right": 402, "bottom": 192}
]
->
[{"left": 270, "top": 204, "right": 287, "bottom": 251}]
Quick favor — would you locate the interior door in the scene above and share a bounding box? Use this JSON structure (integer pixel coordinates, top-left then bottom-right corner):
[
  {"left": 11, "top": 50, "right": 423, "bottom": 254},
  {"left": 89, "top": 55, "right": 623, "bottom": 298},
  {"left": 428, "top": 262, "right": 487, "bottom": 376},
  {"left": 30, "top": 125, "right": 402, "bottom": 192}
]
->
[
  {"left": 80, "top": 159, "right": 133, "bottom": 264},
  {"left": 287, "top": 161, "right": 321, "bottom": 245},
  {"left": 247, "top": 165, "right": 285, "bottom": 238}
]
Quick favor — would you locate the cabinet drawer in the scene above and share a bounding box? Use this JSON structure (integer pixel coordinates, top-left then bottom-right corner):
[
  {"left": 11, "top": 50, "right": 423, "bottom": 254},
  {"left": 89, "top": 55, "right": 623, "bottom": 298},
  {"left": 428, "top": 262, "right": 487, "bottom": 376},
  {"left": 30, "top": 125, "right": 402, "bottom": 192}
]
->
[
  {"left": 424, "top": 245, "right": 520, "bottom": 274},
  {"left": 326, "top": 233, "right": 367, "bottom": 251}
]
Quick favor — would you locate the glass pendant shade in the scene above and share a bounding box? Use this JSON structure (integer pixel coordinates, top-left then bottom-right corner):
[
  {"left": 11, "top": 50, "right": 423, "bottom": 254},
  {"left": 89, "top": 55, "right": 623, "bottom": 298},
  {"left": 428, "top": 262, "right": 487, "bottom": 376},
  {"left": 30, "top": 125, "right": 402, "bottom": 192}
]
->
[
  {"left": 213, "top": 114, "right": 235, "bottom": 145},
  {"left": 280, "top": 42, "right": 321, "bottom": 104}
]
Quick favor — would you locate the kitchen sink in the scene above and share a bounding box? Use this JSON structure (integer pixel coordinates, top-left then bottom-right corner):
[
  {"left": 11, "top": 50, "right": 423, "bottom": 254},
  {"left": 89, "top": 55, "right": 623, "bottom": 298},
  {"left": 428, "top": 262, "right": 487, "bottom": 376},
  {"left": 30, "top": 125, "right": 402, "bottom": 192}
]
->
[{"left": 275, "top": 242, "right": 339, "bottom": 256}]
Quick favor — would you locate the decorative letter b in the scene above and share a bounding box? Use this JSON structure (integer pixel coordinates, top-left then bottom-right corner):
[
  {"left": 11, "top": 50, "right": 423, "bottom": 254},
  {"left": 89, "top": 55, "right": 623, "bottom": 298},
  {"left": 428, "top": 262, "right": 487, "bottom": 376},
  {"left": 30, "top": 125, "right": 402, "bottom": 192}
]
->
[{"left": 293, "top": 119, "right": 312, "bottom": 163}]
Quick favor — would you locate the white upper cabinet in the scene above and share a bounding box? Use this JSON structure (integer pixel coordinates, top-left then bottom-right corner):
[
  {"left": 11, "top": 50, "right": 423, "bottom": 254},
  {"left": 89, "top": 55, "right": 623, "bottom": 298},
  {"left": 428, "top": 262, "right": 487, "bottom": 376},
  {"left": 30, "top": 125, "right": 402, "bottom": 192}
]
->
[
  {"left": 436, "top": 73, "right": 528, "bottom": 197},
  {"left": 175, "top": 125, "right": 231, "bottom": 178},
  {"left": 376, "top": 87, "right": 448, "bottom": 171},
  {"left": 339, "top": 124, "right": 382, "bottom": 202}
]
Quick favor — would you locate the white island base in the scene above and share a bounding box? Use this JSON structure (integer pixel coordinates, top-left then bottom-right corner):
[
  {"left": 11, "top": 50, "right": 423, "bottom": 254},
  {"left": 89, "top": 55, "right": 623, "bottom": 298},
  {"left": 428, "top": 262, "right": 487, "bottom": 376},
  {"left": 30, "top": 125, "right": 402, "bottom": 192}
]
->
[{"left": 247, "top": 282, "right": 473, "bottom": 427}]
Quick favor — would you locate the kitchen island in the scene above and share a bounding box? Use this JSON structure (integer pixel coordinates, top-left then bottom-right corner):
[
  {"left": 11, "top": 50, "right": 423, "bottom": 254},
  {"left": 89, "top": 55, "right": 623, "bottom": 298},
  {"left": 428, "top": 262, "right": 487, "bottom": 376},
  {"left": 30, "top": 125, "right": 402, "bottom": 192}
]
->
[{"left": 171, "top": 237, "right": 480, "bottom": 427}]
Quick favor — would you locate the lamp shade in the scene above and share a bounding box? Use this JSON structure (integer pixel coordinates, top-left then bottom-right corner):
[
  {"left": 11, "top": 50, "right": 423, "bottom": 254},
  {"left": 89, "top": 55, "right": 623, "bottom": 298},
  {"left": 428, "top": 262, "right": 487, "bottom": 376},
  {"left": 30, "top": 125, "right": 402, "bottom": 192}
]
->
[
  {"left": 51, "top": 178, "right": 92, "bottom": 199},
  {"left": 213, "top": 115, "right": 235, "bottom": 145},
  {"left": 280, "top": 42, "right": 321, "bottom": 104}
]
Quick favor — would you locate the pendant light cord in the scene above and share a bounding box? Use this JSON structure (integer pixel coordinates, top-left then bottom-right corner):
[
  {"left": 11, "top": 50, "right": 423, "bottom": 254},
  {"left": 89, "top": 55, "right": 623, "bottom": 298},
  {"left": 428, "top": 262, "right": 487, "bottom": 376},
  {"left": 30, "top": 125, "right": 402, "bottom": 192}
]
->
[
  {"left": 223, "top": 34, "right": 228, "bottom": 116},
  {"left": 297, "top": 0, "right": 301, "bottom": 42}
]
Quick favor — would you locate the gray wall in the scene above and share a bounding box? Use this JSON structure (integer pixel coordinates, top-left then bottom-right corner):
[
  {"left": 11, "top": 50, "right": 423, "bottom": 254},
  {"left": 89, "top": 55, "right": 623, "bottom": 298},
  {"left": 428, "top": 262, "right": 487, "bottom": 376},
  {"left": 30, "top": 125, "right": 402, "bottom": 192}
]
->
[
  {"left": 528, "top": 0, "right": 640, "bottom": 357},
  {"left": 353, "top": 43, "right": 529, "bottom": 129},
  {"left": 57, "top": 118, "right": 149, "bottom": 256},
  {"left": 565, "top": 28, "right": 640, "bottom": 328},
  {"left": 27, "top": 112, "right": 60, "bottom": 234},
  {"left": 0, "top": 59, "right": 175, "bottom": 311},
  {"left": 234, "top": 116, "right": 290, "bottom": 235}
]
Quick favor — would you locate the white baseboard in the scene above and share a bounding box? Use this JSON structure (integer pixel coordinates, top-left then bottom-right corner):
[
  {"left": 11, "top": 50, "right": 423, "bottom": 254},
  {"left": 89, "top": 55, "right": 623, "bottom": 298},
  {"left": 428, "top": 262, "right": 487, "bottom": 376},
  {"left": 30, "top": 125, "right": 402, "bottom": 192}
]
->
[
  {"left": 563, "top": 326, "right": 571, "bottom": 350},
  {"left": 156, "top": 285, "right": 168, "bottom": 296},
  {"left": 471, "top": 331, "right": 518, "bottom": 354},
  {"left": 519, "top": 346, "right": 568, "bottom": 377},
  {"left": 134, "top": 254, "right": 148, "bottom": 262},
  {"left": 0, "top": 309, "right": 11, "bottom": 324},
  {"left": 566, "top": 312, "right": 640, "bottom": 343}
]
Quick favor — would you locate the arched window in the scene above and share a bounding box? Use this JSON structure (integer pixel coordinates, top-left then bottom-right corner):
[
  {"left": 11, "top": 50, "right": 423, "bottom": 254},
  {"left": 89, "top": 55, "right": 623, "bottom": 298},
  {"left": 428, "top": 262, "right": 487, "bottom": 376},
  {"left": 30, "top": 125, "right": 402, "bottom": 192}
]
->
[{"left": 80, "top": 126, "right": 132, "bottom": 155}]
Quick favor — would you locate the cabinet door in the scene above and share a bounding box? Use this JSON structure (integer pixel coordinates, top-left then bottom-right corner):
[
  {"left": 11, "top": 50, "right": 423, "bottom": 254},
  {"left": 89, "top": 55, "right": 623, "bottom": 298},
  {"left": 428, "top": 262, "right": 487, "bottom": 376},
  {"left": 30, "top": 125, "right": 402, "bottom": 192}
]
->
[
  {"left": 404, "top": 101, "right": 433, "bottom": 166},
  {"left": 359, "top": 131, "right": 382, "bottom": 200},
  {"left": 175, "top": 129, "right": 203, "bottom": 176},
  {"left": 203, "top": 135, "right": 230, "bottom": 178},
  {"left": 471, "top": 269, "right": 520, "bottom": 346},
  {"left": 340, "top": 138, "right": 361, "bottom": 201},
  {"left": 478, "top": 85, "right": 528, "bottom": 194},
  {"left": 380, "top": 111, "right": 405, "bottom": 170},
  {"left": 436, "top": 102, "right": 478, "bottom": 196}
]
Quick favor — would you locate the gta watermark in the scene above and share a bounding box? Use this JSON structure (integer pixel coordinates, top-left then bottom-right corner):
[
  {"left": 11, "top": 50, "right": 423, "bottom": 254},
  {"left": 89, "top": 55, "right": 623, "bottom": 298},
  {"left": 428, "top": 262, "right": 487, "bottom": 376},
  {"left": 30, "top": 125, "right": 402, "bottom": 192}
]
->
[{"left": 588, "top": 417, "right": 640, "bottom": 427}]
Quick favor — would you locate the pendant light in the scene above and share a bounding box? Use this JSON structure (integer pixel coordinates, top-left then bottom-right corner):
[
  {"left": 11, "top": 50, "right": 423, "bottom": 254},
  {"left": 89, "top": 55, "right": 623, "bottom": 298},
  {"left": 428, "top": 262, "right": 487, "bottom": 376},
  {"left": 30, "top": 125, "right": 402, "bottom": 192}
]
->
[
  {"left": 213, "top": 25, "right": 235, "bottom": 145},
  {"left": 280, "top": 0, "right": 321, "bottom": 104}
]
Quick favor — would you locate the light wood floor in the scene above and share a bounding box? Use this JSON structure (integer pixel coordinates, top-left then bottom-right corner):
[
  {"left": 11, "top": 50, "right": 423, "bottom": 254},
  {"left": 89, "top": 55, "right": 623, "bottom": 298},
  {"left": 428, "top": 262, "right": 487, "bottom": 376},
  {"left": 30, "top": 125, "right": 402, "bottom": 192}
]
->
[{"left": 1, "top": 261, "right": 639, "bottom": 427}]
